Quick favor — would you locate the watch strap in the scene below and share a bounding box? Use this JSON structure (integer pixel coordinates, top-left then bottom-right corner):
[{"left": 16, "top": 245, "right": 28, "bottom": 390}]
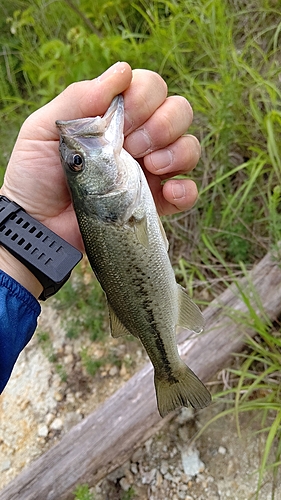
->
[{"left": 0, "top": 196, "right": 82, "bottom": 300}]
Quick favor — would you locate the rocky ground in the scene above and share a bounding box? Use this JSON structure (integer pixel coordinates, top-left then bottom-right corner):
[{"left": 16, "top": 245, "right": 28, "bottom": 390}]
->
[{"left": 0, "top": 301, "right": 280, "bottom": 500}]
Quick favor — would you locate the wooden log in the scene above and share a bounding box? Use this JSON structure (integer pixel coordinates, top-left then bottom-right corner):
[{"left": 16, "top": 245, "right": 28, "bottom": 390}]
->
[{"left": 1, "top": 250, "right": 281, "bottom": 500}]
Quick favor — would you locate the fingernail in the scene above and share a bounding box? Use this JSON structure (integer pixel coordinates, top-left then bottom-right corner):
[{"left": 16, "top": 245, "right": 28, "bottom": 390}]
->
[
  {"left": 171, "top": 181, "right": 186, "bottom": 200},
  {"left": 97, "top": 61, "right": 121, "bottom": 82},
  {"left": 125, "top": 129, "right": 152, "bottom": 157},
  {"left": 150, "top": 149, "right": 173, "bottom": 171}
]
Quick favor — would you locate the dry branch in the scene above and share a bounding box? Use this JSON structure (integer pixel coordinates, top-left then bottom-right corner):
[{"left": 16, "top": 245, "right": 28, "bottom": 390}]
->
[{"left": 1, "top": 249, "right": 281, "bottom": 500}]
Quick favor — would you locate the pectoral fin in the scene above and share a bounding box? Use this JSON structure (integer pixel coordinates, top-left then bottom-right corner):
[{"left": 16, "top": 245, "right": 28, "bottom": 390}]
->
[
  {"left": 130, "top": 212, "right": 169, "bottom": 251},
  {"left": 177, "top": 285, "right": 205, "bottom": 334},
  {"left": 108, "top": 303, "right": 132, "bottom": 338},
  {"left": 133, "top": 216, "right": 149, "bottom": 248}
]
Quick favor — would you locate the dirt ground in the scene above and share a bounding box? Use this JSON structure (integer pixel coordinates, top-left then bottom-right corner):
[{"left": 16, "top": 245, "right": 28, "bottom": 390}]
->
[{"left": 0, "top": 302, "right": 280, "bottom": 500}]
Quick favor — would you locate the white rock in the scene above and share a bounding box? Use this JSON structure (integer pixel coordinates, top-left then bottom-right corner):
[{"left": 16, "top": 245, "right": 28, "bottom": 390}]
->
[
  {"left": 179, "top": 484, "right": 188, "bottom": 492},
  {"left": 218, "top": 445, "right": 227, "bottom": 455},
  {"left": 181, "top": 447, "right": 205, "bottom": 477},
  {"left": 164, "top": 472, "right": 174, "bottom": 482},
  {"left": 54, "top": 392, "right": 63, "bottom": 402},
  {"left": 142, "top": 468, "right": 156, "bottom": 484},
  {"left": 66, "top": 393, "right": 75, "bottom": 404},
  {"left": 120, "top": 477, "right": 131, "bottom": 491},
  {"left": 130, "top": 463, "right": 138, "bottom": 474},
  {"left": 50, "top": 417, "right": 63, "bottom": 431},
  {"left": 145, "top": 438, "right": 153, "bottom": 454},
  {"left": 1, "top": 460, "right": 11, "bottom": 472},
  {"left": 45, "top": 413, "right": 55, "bottom": 425},
  {"left": 37, "top": 424, "right": 48, "bottom": 438},
  {"left": 109, "top": 365, "right": 118, "bottom": 376},
  {"left": 160, "top": 460, "right": 169, "bottom": 475}
]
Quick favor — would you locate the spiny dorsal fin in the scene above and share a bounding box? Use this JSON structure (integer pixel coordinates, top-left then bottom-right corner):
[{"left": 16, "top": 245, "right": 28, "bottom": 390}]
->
[{"left": 177, "top": 285, "right": 204, "bottom": 334}]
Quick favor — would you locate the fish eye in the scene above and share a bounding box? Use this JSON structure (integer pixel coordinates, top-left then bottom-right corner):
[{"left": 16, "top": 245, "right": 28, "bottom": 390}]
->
[{"left": 68, "top": 153, "right": 84, "bottom": 172}]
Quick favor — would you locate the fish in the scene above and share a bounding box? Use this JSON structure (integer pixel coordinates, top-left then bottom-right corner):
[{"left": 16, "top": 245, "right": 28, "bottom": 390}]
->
[{"left": 56, "top": 95, "right": 211, "bottom": 417}]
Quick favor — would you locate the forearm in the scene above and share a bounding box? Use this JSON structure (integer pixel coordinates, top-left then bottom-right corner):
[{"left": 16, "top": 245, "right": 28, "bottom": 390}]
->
[{"left": 0, "top": 268, "right": 41, "bottom": 393}]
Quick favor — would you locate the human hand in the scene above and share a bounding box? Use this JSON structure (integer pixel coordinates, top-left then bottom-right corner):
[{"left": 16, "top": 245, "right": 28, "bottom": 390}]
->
[{"left": 0, "top": 61, "right": 200, "bottom": 253}]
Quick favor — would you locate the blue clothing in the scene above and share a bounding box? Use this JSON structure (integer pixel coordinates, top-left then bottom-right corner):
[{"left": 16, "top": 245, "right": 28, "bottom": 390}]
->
[{"left": 0, "top": 270, "right": 41, "bottom": 393}]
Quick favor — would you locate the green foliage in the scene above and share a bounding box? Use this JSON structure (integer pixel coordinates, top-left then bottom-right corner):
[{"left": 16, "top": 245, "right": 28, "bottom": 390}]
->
[
  {"left": 268, "top": 185, "right": 281, "bottom": 254},
  {"left": 80, "top": 347, "right": 104, "bottom": 377},
  {"left": 74, "top": 483, "right": 95, "bottom": 500}
]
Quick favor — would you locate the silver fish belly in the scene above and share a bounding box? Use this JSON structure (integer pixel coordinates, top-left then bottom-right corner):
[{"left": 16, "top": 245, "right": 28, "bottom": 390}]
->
[{"left": 56, "top": 95, "right": 211, "bottom": 417}]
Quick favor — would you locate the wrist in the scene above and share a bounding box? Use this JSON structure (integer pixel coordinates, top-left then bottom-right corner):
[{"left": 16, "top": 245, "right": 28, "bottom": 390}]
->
[
  {"left": 0, "top": 246, "right": 43, "bottom": 298},
  {"left": 0, "top": 195, "right": 82, "bottom": 300}
]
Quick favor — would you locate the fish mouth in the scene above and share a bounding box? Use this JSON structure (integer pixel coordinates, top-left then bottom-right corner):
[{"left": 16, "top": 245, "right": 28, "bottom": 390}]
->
[
  {"left": 56, "top": 95, "right": 124, "bottom": 141},
  {"left": 56, "top": 117, "right": 104, "bottom": 137}
]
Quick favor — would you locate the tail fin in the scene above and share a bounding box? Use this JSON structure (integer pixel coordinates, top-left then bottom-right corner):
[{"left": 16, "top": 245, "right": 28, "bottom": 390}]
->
[{"left": 155, "top": 362, "right": 211, "bottom": 418}]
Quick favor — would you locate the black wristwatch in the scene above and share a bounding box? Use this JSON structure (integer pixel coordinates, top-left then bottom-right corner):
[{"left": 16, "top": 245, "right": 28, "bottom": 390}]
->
[{"left": 0, "top": 196, "right": 82, "bottom": 300}]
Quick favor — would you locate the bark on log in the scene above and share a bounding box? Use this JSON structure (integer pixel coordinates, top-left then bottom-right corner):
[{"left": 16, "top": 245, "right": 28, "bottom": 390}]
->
[{"left": 1, "top": 250, "right": 281, "bottom": 500}]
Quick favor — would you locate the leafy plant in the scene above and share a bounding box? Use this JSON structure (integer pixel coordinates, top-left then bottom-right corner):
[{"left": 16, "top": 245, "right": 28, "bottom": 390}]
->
[
  {"left": 74, "top": 483, "right": 95, "bottom": 500},
  {"left": 80, "top": 347, "right": 104, "bottom": 377}
]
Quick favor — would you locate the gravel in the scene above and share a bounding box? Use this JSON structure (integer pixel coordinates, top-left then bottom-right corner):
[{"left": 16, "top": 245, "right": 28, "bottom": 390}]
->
[{"left": 0, "top": 302, "right": 280, "bottom": 499}]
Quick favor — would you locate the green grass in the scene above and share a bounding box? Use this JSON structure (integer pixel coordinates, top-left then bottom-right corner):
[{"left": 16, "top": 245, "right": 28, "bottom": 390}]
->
[
  {"left": 0, "top": 0, "right": 280, "bottom": 496},
  {"left": 193, "top": 317, "right": 281, "bottom": 499}
]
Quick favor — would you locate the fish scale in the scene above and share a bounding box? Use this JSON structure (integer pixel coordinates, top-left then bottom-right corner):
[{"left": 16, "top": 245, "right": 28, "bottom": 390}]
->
[{"left": 56, "top": 95, "right": 211, "bottom": 417}]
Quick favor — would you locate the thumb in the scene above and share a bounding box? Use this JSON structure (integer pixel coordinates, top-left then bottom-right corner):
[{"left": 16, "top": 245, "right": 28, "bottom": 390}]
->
[{"left": 20, "top": 62, "right": 133, "bottom": 141}]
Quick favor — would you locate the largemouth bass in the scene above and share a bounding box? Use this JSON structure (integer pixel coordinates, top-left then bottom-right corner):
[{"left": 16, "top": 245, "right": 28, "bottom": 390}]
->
[{"left": 56, "top": 95, "right": 211, "bottom": 417}]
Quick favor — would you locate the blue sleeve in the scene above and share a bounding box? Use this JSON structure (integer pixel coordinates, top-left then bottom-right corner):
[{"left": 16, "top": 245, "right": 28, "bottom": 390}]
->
[{"left": 0, "top": 270, "right": 41, "bottom": 393}]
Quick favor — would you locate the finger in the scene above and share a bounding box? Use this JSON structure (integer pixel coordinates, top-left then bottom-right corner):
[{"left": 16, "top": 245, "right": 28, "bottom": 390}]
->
[
  {"left": 162, "top": 179, "right": 198, "bottom": 215},
  {"left": 21, "top": 62, "right": 133, "bottom": 140},
  {"left": 143, "top": 135, "right": 201, "bottom": 177},
  {"left": 123, "top": 69, "right": 167, "bottom": 134},
  {"left": 124, "top": 96, "right": 193, "bottom": 158},
  {"left": 147, "top": 173, "right": 198, "bottom": 217}
]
